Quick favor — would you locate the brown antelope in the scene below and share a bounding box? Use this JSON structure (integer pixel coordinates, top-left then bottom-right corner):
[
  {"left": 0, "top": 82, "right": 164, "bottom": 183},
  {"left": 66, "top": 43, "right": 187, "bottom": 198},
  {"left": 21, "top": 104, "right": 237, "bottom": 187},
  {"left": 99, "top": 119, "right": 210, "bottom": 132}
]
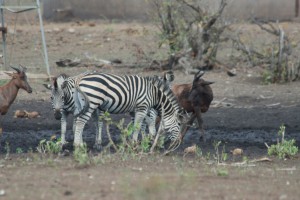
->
[
  {"left": 163, "top": 70, "right": 214, "bottom": 141},
  {"left": 0, "top": 65, "right": 32, "bottom": 116}
]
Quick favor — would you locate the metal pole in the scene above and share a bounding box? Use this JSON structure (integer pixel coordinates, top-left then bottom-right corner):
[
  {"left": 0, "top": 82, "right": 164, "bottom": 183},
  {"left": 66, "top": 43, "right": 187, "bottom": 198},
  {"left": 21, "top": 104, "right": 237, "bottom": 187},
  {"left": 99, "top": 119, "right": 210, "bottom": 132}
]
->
[
  {"left": 0, "top": 0, "right": 7, "bottom": 70},
  {"left": 296, "top": 0, "right": 299, "bottom": 17},
  {"left": 36, "top": 0, "right": 50, "bottom": 77}
]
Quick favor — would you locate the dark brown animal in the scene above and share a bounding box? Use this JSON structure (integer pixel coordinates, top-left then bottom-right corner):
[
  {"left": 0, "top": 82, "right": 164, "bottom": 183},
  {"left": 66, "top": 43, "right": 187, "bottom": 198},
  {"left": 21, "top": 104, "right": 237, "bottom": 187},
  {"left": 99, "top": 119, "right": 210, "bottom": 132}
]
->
[
  {"left": 0, "top": 65, "right": 32, "bottom": 116},
  {"left": 164, "top": 71, "right": 213, "bottom": 141}
]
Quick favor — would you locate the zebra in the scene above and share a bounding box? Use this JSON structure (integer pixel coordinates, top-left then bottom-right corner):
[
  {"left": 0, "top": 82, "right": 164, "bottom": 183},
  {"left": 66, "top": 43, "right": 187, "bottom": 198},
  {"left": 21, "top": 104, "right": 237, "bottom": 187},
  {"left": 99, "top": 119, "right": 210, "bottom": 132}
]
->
[
  {"left": 60, "top": 72, "right": 183, "bottom": 148},
  {"left": 43, "top": 73, "right": 103, "bottom": 149},
  {"left": 143, "top": 71, "right": 175, "bottom": 136}
]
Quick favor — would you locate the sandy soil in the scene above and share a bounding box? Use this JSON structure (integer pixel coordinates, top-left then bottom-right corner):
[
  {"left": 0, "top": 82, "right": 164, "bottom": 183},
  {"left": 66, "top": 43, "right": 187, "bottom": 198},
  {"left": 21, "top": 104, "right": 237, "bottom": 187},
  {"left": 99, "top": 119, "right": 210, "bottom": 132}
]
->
[{"left": 0, "top": 20, "right": 299, "bottom": 199}]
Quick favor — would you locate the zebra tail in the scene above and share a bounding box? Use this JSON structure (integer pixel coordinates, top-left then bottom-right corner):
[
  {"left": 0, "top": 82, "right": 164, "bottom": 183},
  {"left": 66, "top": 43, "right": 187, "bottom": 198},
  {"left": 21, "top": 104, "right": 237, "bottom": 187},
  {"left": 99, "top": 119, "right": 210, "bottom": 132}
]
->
[{"left": 73, "top": 85, "right": 90, "bottom": 118}]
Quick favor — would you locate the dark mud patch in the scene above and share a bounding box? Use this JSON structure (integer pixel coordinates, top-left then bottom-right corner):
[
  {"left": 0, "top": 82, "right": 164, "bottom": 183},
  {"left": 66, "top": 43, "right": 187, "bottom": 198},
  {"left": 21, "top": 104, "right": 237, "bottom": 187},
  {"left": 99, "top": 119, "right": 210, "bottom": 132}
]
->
[{"left": 0, "top": 100, "right": 299, "bottom": 155}]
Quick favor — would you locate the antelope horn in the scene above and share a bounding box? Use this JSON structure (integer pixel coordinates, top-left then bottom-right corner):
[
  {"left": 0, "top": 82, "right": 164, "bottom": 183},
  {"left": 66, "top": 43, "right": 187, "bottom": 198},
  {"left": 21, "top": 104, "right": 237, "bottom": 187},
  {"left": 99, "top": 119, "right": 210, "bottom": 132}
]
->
[
  {"left": 10, "top": 65, "right": 20, "bottom": 73},
  {"left": 19, "top": 64, "right": 27, "bottom": 72},
  {"left": 195, "top": 70, "right": 205, "bottom": 79}
]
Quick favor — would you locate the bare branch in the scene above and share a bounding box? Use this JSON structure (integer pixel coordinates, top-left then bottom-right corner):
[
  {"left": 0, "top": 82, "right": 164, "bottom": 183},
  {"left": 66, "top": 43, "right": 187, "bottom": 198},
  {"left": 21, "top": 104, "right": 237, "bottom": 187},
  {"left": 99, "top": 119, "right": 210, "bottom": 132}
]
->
[
  {"left": 203, "top": 0, "right": 227, "bottom": 31},
  {"left": 178, "top": 0, "right": 204, "bottom": 17}
]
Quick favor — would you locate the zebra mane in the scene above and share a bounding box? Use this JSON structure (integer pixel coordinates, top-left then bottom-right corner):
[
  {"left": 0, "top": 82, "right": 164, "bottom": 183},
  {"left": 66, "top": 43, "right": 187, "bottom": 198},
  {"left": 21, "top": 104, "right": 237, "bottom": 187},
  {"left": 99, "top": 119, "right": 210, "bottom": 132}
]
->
[
  {"left": 147, "top": 76, "right": 183, "bottom": 114},
  {"left": 64, "top": 71, "right": 93, "bottom": 117},
  {"left": 52, "top": 73, "right": 69, "bottom": 90},
  {"left": 57, "top": 73, "right": 69, "bottom": 78}
]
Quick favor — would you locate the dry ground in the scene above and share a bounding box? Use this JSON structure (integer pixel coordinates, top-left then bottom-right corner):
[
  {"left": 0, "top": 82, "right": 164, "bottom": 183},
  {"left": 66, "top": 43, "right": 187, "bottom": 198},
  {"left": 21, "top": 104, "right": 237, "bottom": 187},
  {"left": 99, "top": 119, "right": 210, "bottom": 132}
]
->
[{"left": 0, "top": 20, "right": 299, "bottom": 199}]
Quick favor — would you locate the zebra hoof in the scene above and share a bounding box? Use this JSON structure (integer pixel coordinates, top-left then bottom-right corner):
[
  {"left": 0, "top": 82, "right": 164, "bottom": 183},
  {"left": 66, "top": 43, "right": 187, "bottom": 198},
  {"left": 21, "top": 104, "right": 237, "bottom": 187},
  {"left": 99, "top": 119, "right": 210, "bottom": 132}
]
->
[
  {"left": 60, "top": 149, "right": 70, "bottom": 157},
  {"left": 93, "top": 143, "right": 103, "bottom": 152},
  {"left": 199, "top": 135, "right": 206, "bottom": 142},
  {"left": 61, "top": 142, "right": 72, "bottom": 152}
]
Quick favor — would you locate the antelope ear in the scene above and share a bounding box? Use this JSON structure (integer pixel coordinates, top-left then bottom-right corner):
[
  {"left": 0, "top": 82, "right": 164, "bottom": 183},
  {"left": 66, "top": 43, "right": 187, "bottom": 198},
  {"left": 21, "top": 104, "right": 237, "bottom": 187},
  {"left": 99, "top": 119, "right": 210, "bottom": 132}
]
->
[
  {"left": 4, "top": 72, "right": 13, "bottom": 77},
  {"left": 43, "top": 83, "right": 52, "bottom": 90},
  {"left": 202, "top": 81, "right": 214, "bottom": 85}
]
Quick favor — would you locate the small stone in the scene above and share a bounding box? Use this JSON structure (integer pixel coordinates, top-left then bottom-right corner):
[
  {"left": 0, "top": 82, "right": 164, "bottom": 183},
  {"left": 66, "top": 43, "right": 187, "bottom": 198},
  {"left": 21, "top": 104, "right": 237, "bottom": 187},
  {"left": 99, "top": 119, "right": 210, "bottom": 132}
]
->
[
  {"left": 227, "top": 68, "right": 237, "bottom": 77},
  {"left": 0, "top": 189, "right": 5, "bottom": 196},
  {"left": 231, "top": 148, "right": 243, "bottom": 156},
  {"left": 68, "top": 28, "right": 75, "bottom": 33},
  {"left": 64, "top": 190, "right": 72, "bottom": 196}
]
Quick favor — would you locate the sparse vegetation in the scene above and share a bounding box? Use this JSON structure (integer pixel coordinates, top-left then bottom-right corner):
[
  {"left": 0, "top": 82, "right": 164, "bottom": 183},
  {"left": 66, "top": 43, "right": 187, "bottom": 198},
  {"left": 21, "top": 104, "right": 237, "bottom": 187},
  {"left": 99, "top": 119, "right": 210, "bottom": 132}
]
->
[
  {"left": 37, "top": 137, "right": 62, "bottom": 155},
  {"left": 268, "top": 139, "right": 298, "bottom": 159},
  {"left": 102, "top": 111, "right": 163, "bottom": 156},
  {"left": 231, "top": 21, "right": 300, "bottom": 83},
  {"left": 1, "top": 15, "right": 300, "bottom": 200},
  {"left": 216, "top": 168, "right": 229, "bottom": 177},
  {"left": 73, "top": 143, "right": 90, "bottom": 165},
  {"left": 213, "top": 141, "right": 228, "bottom": 164},
  {"left": 16, "top": 147, "right": 23, "bottom": 154},
  {"left": 266, "top": 125, "right": 298, "bottom": 159},
  {"left": 151, "top": 0, "right": 228, "bottom": 71}
]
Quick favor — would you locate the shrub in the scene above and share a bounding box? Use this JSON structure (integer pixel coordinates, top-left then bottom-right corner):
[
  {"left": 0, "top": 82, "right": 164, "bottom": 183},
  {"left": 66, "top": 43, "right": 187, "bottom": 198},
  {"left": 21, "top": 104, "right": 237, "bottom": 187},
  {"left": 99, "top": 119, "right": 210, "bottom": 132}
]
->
[
  {"left": 267, "top": 125, "right": 298, "bottom": 159},
  {"left": 268, "top": 139, "right": 298, "bottom": 159},
  {"left": 73, "top": 143, "right": 90, "bottom": 165},
  {"left": 37, "top": 137, "right": 62, "bottom": 155}
]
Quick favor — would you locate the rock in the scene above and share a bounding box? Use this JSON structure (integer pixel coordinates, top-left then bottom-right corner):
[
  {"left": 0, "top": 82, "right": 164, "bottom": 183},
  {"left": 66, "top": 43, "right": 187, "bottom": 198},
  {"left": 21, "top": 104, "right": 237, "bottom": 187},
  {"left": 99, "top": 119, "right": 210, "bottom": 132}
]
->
[
  {"left": 227, "top": 68, "right": 237, "bottom": 77},
  {"left": 184, "top": 144, "right": 197, "bottom": 154},
  {"left": 231, "top": 148, "right": 243, "bottom": 156},
  {"left": 14, "top": 110, "right": 27, "bottom": 118}
]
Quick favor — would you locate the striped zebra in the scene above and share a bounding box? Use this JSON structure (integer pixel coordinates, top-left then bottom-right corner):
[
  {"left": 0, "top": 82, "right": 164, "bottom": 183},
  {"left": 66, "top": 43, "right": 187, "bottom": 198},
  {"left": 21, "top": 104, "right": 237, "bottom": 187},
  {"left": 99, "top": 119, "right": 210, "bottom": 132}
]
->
[
  {"left": 61, "top": 72, "right": 183, "bottom": 147},
  {"left": 44, "top": 73, "right": 103, "bottom": 149},
  {"left": 143, "top": 71, "right": 175, "bottom": 136}
]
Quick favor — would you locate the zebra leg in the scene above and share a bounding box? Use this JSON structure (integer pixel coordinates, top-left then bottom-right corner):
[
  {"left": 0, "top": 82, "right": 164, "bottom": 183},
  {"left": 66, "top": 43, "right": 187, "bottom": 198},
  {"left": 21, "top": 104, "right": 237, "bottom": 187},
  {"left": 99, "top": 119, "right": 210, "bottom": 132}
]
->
[
  {"left": 72, "top": 117, "right": 76, "bottom": 134},
  {"left": 60, "top": 111, "right": 68, "bottom": 145},
  {"left": 148, "top": 109, "right": 158, "bottom": 137},
  {"left": 73, "top": 107, "right": 95, "bottom": 147},
  {"left": 92, "top": 109, "right": 103, "bottom": 151},
  {"left": 140, "top": 119, "right": 147, "bottom": 134},
  {"left": 131, "top": 111, "right": 147, "bottom": 138},
  {"left": 132, "top": 111, "right": 147, "bottom": 142},
  {"left": 130, "top": 111, "right": 147, "bottom": 135},
  {"left": 144, "top": 109, "right": 158, "bottom": 138}
]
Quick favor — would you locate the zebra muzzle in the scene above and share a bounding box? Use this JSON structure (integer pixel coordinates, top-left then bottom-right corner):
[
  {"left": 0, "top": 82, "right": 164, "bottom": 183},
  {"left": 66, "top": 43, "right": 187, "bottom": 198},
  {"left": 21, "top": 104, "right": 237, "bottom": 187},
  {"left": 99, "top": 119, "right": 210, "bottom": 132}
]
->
[{"left": 54, "top": 110, "right": 62, "bottom": 120}]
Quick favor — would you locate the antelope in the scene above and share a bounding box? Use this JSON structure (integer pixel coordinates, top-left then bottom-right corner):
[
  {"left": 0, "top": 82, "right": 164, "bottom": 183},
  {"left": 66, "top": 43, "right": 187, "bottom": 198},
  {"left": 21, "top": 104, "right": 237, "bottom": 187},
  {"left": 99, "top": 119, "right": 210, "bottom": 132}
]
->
[
  {"left": 0, "top": 65, "right": 32, "bottom": 115},
  {"left": 0, "top": 65, "right": 32, "bottom": 132},
  {"left": 163, "top": 70, "right": 214, "bottom": 141}
]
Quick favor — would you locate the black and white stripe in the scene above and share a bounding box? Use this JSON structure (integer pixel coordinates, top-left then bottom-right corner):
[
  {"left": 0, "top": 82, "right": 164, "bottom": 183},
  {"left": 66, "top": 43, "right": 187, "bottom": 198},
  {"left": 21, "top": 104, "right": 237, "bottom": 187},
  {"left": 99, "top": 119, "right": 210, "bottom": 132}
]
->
[
  {"left": 62, "top": 72, "right": 182, "bottom": 146},
  {"left": 45, "top": 73, "right": 102, "bottom": 148},
  {"left": 143, "top": 71, "right": 175, "bottom": 137}
]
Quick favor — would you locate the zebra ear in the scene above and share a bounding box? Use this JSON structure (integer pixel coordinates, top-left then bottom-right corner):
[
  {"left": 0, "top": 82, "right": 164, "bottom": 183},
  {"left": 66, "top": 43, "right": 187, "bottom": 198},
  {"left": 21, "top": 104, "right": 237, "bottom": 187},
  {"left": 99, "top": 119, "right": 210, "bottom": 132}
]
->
[
  {"left": 51, "top": 77, "right": 59, "bottom": 89},
  {"left": 163, "top": 71, "right": 175, "bottom": 82}
]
